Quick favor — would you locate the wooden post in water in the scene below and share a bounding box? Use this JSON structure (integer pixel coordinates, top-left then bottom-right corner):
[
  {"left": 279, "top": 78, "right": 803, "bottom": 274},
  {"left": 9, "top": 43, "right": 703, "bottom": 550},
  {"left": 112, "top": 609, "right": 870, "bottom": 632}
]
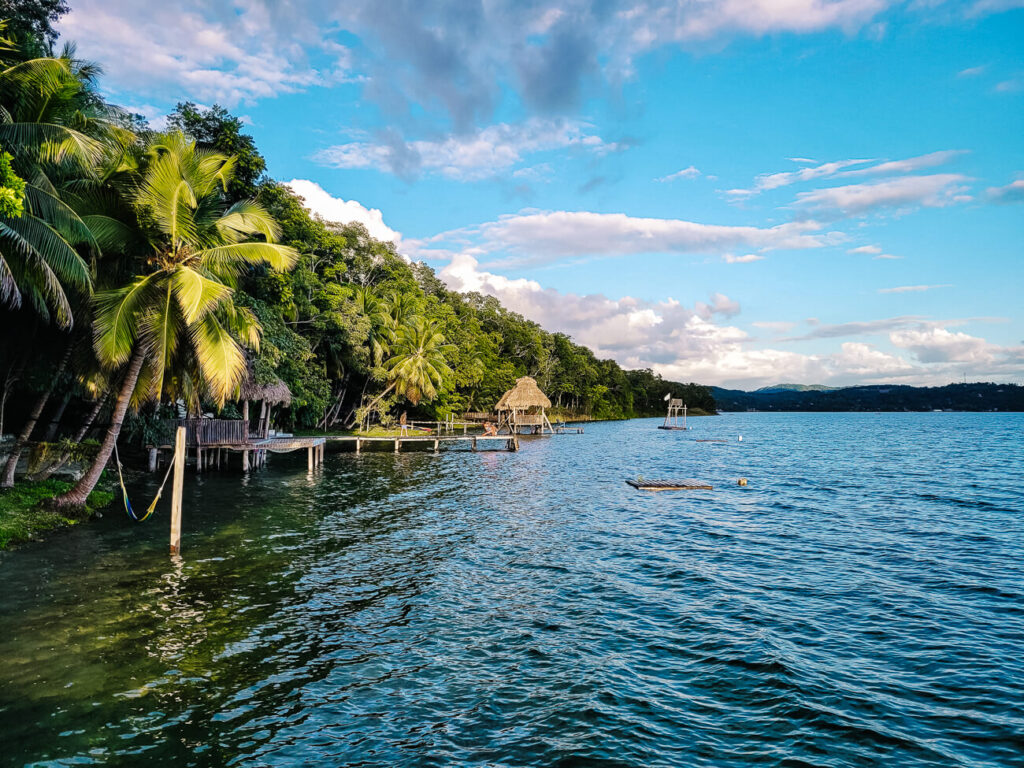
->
[
  {"left": 308, "top": 445, "right": 313, "bottom": 472},
  {"left": 394, "top": 438, "right": 400, "bottom": 453},
  {"left": 170, "top": 426, "right": 185, "bottom": 554},
  {"left": 355, "top": 438, "right": 361, "bottom": 454}
]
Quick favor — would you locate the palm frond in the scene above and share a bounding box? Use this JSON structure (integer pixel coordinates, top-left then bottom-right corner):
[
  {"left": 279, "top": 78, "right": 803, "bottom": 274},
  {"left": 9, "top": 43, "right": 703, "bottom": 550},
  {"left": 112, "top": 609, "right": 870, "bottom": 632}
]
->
[
  {"left": 0, "top": 214, "right": 91, "bottom": 288},
  {"left": 216, "top": 199, "right": 281, "bottom": 243},
  {"left": 190, "top": 312, "right": 245, "bottom": 406},
  {"left": 197, "top": 241, "right": 298, "bottom": 276},
  {"left": 92, "top": 273, "right": 160, "bottom": 367},
  {"left": 23, "top": 183, "right": 99, "bottom": 250},
  {"left": 171, "top": 265, "right": 230, "bottom": 324}
]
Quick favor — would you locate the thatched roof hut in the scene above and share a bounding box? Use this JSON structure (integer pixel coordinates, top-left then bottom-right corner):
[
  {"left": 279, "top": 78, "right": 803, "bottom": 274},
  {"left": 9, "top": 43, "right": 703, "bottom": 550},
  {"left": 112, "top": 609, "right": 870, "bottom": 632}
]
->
[
  {"left": 496, "top": 376, "right": 551, "bottom": 411},
  {"left": 240, "top": 372, "right": 292, "bottom": 406}
]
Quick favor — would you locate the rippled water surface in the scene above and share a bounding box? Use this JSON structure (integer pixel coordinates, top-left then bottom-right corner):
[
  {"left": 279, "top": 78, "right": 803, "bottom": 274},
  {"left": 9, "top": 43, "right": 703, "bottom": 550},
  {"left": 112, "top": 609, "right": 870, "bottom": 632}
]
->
[{"left": 1, "top": 413, "right": 1023, "bottom": 767}]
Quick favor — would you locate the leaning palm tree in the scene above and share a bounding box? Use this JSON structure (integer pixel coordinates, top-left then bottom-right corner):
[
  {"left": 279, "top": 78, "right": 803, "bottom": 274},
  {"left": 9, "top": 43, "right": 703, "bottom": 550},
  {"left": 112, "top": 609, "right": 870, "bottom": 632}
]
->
[
  {"left": 361, "top": 318, "right": 454, "bottom": 426},
  {"left": 54, "top": 132, "right": 297, "bottom": 507}
]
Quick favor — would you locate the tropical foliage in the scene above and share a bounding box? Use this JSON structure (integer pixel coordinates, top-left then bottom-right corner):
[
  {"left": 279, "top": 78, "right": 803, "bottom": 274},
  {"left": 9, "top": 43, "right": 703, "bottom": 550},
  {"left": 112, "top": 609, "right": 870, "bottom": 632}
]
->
[{"left": 0, "top": 9, "right": 714, "bottom": 508}]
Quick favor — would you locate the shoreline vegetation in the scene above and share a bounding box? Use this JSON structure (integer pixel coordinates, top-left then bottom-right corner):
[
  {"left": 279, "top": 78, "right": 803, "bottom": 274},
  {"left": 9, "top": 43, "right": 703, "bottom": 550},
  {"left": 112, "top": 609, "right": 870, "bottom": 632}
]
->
[{"left": 0, "top": 10, "right": 713, "bottom": 546}]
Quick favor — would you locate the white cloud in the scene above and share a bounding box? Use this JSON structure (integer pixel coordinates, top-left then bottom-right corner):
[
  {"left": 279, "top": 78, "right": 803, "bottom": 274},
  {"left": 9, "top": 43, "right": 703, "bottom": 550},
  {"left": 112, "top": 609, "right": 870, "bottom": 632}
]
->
[
  {"left": 419, "top": 210, "right": 834, "bottom": 267},
  {"left": 59, "top": 1, "right": 342, "bottom": 105},
  {"left": 889, "top": 327, "right": 993, "bottom": 363},
  {"left": 794, "top": 174, "right": 972, "bottom": 217},
  {"left": 437, "top": 254, "right": 1023, "bottom": 387},
  {"left": 313, "top": 118, "right": 617, "bottom": 180},
  {"left": 285, "top": 179, "right": 402, "bottom": 246},
  {"left": 728, "top": 158, "right": 874, "bottom": 197},
  {"left": 840, "top": 150, "right": 967, "bottom": 177},
  {"left": 656, "top": 166, "right": 702, "bottom": 182},
  {"left": 723, "top": 253, "right": 765, "bottom": 263},
  {"left": 957, "top": 65, "right": 987, "bottom": 77},
  {"left": 729, "top": 151, "right": 966, "bottom": 198},
  {"left": 878, "top": 284, "right": 952, "bottom": 294},
  {"left": 848, "top": 245, "right": 882, "bottom": 254},
  {"left": 986, "top": 177, "right": 1024, "bottom": 203}
]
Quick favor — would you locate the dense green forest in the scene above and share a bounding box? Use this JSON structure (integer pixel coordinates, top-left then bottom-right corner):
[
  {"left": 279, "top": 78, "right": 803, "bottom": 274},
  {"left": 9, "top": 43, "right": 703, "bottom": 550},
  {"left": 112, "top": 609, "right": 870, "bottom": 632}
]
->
[
  {"left": 711, "top": 383, "right": 1024, "bottom": 412},
  {"left": 0, "top": 4, "right": 713, "bottom": 508}
]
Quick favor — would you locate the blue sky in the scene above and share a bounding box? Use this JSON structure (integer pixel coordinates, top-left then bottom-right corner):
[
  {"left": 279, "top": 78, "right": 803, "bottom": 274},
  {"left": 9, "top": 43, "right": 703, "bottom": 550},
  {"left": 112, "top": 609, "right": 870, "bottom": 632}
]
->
[{"left": 59, "top": 0, "right": 1023, "bottom": 387}]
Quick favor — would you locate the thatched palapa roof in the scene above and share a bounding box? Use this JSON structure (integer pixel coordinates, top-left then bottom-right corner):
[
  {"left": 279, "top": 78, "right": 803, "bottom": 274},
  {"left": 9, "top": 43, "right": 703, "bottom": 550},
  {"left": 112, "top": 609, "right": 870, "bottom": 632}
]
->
[
  {"left": 496, "top": 376, "right": 551, "bottom": 411},
  {"left": 240, "top": 372, "right": 293, "bottom": 406}
]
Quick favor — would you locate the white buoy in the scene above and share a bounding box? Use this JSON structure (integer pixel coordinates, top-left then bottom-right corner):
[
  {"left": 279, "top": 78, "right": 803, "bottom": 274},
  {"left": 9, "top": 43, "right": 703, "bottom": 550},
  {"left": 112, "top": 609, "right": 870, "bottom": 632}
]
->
[{"left": 738, "top": 435, "right": 743, "bottom": 442}]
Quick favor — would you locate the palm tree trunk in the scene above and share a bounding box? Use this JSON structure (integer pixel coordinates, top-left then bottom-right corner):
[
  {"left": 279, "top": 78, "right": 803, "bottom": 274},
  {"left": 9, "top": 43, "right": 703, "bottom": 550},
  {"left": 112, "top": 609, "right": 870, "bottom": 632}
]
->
[
  {"left": 0, "top": 361, "right": 24, "bottom": 438},
  {"left": 74, "top": 392, "right": 109, "bottom": 443},
  {"left": 43, "top": 390, "right": 73, "bottom": 441},
  {"left": 31, "top": 394, "right": 110, "bottom": 482},
  {"left": 54, "top": 348, "right": 146, "bottom": 509},
  {"left": 1, "top": 344, "right": 73, "bottom": 488},
  {"left": 360, "top": 381, "right": 396, "bottom": 430}
]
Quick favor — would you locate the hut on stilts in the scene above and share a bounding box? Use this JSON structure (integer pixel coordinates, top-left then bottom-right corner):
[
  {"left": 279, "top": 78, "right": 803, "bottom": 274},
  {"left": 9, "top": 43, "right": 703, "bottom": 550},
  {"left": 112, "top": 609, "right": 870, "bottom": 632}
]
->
[
  {"left": 238, "top": 370, "right": 293, "bottom": 469},
  {"left": 495, "top": 376, "right": 554, "bottom": 435}
]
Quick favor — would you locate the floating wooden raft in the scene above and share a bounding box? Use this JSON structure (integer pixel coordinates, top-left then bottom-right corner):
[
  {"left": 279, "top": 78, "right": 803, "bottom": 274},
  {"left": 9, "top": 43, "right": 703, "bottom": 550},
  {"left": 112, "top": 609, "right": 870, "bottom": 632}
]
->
[{"left": 626, "top": 479, "right": 713, "bottom": 491}]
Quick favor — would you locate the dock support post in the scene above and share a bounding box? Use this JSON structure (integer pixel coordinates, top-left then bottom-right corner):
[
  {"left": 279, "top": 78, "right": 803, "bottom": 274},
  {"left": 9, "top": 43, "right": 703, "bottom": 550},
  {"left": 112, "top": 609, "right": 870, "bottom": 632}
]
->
[
  {"left": 242, "top": 449, "right": 249, "bottom": 471},
  {"left": 355, "top": 438, "right": 361, "bottom": 454},
  {"left": 170, "top": 426, "right": 185, "bottom": 555},
  {"left": 308, "top": 445, "right": 313, "bottom": 472},
  {"left": 196, "top": 447, "right": 202, "bottom": 473},
  {"left": 472, "top": 437, "right": 477, "bottom": 451},
  {"left": 433, "top": 439, "right": 439, "bottom": 452},
  {"left": 147, "top": 447, "right": 158, "bottom": 472},
  {"left": 394, "top": 438, "right": 400, "bottom": 453}
]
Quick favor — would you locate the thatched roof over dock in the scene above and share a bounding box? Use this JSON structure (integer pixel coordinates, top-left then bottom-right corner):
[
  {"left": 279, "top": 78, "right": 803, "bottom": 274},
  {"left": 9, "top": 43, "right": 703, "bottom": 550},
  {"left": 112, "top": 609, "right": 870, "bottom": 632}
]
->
[
  {"left": 496, "top": 376, "right": 551, "bottom": 411},
  {"left": 240, "top": 372, "right": 292, "bottom": 406}
]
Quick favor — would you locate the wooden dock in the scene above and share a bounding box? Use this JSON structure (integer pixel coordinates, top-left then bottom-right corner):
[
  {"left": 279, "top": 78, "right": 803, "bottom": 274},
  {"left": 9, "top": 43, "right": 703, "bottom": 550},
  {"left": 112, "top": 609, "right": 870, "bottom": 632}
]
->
[
  {"left": 326, "top": 435, "right": 519, "bottom": 452},
  {"left": 626, "top": 479, "right": 713, "bottom": 491},
  {"left": 155, "top": 435, "right": 327, "bottom": 472}
]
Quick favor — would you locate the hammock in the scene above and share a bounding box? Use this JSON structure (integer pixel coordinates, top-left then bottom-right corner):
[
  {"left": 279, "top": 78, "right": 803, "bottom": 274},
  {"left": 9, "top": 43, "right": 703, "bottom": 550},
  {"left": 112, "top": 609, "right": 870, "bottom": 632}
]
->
[{"left": 113, "top": 442, "right": 174, "bottom": 523}]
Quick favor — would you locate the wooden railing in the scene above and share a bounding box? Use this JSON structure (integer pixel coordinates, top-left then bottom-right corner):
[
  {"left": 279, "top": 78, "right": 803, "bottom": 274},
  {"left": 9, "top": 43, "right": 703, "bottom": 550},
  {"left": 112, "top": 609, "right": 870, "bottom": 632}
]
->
[
  {"left": 513, "top": 414, "right": 545, "bottom": 426},
  {"left": 161, "top": 419, "right": 248, "bottom": 446}
]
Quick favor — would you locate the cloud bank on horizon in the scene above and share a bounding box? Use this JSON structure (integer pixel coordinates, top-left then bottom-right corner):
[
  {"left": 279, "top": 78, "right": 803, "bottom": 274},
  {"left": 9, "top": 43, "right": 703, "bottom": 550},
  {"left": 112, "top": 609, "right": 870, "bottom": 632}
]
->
[{"left": 57, "top": 0, "right": 1024, "bottom": 388}]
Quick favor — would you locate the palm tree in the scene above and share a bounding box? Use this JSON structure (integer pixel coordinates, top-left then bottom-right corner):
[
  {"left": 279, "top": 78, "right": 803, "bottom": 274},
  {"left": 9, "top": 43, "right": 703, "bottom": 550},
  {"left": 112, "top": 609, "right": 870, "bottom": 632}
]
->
[
  {"left": 361, "top": 317, "right": 454, "bottom": 425},
  {"left": 0, "top": 32, "right": 130, "bottom": 327},
  {"left": 354, "top": 286, "right": 390, "bottom": 367},
  {"left": 54, "top": 131, "right": 297, "bottom": 507}
]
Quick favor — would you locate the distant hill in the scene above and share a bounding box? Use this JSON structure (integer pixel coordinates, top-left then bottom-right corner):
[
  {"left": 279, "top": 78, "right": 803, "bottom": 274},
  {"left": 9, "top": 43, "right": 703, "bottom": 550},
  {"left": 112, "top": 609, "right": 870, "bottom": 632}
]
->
[
  {"left": 754, "top": 383, "right": 838, "bottom": 393},
  {"left": 710, "top": 383, "right": 1024, "bottom": 412}
]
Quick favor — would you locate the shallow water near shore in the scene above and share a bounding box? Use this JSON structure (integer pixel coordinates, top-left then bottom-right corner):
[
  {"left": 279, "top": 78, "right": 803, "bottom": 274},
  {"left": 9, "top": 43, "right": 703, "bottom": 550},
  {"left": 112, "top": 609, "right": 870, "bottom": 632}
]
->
[{"left": 1, "top": 412, "right": 1022, "bottom": 767}]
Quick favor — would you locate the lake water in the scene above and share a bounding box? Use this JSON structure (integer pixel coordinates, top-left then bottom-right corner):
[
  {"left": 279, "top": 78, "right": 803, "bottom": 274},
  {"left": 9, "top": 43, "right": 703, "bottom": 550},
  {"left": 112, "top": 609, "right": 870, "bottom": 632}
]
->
[{"left": 1, "top": 413, "right": 1022, "bottom": 767}]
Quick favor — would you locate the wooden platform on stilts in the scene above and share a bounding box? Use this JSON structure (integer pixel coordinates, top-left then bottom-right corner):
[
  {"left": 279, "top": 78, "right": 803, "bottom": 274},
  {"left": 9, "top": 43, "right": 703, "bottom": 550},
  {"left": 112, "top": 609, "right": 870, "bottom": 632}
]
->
[
  {"left": 326, "top": 434, "right": 519, "bottom": 452},
  {"left": 626, "top": 479, "right": 713, "bottom": 491}
]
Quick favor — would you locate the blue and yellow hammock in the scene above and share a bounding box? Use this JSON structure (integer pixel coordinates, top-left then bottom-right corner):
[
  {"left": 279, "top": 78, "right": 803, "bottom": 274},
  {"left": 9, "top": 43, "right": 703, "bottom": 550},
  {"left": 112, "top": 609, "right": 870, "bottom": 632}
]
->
[{"left": 113, "top": 442, "right": 173, "bottom": 523}]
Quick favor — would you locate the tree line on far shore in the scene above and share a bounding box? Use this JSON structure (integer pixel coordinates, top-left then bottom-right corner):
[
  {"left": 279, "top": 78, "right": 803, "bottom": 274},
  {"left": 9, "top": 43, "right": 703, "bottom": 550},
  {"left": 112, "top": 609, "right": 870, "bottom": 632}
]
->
[{"left": 0, "top": 4, "right": 714, "bottom": 507}]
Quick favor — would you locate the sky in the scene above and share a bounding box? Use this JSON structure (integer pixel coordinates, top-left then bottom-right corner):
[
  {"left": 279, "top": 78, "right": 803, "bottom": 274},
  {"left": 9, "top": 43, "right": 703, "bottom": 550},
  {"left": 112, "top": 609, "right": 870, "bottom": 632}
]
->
[{"left": 58, "top": 0, "right": 1024, "bottom": 389}]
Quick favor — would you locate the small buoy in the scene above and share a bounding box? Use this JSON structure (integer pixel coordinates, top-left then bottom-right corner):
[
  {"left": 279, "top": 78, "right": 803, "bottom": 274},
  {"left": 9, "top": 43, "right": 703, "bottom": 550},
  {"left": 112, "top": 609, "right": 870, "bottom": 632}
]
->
[
  {"left": 738, "top": 478, "right": 748, "bottom": 486},
  {"left": 738, "top": 435, "right": 743, "bottom": 442}
]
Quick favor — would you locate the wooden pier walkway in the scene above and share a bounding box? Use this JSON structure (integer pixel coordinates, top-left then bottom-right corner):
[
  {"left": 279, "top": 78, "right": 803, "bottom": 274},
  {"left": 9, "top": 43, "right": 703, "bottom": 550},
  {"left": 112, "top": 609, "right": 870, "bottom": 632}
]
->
[{"left": 326, "top": 434, "right": 519, "bottom": 452}]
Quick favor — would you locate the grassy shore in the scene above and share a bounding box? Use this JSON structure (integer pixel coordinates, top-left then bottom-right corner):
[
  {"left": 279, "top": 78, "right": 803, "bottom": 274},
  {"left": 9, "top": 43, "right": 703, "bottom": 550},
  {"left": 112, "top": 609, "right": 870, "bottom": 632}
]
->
[{"left": 0, "top": 479, "right": 115, "bottom": 550}]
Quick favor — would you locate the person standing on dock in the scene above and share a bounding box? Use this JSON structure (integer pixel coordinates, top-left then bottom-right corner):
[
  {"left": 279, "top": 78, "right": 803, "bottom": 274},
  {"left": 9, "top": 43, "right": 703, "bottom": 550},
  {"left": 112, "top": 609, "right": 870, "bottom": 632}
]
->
[{"left": 399, "top": 411, "right": 409, "bottom": 436}]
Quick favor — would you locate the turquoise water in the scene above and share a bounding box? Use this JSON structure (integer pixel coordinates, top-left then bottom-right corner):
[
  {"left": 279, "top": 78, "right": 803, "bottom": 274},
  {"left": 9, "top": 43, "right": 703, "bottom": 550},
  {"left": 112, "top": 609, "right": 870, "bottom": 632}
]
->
[{"left": 1, "top": 413, "right": 1022, "bottom": 766}]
